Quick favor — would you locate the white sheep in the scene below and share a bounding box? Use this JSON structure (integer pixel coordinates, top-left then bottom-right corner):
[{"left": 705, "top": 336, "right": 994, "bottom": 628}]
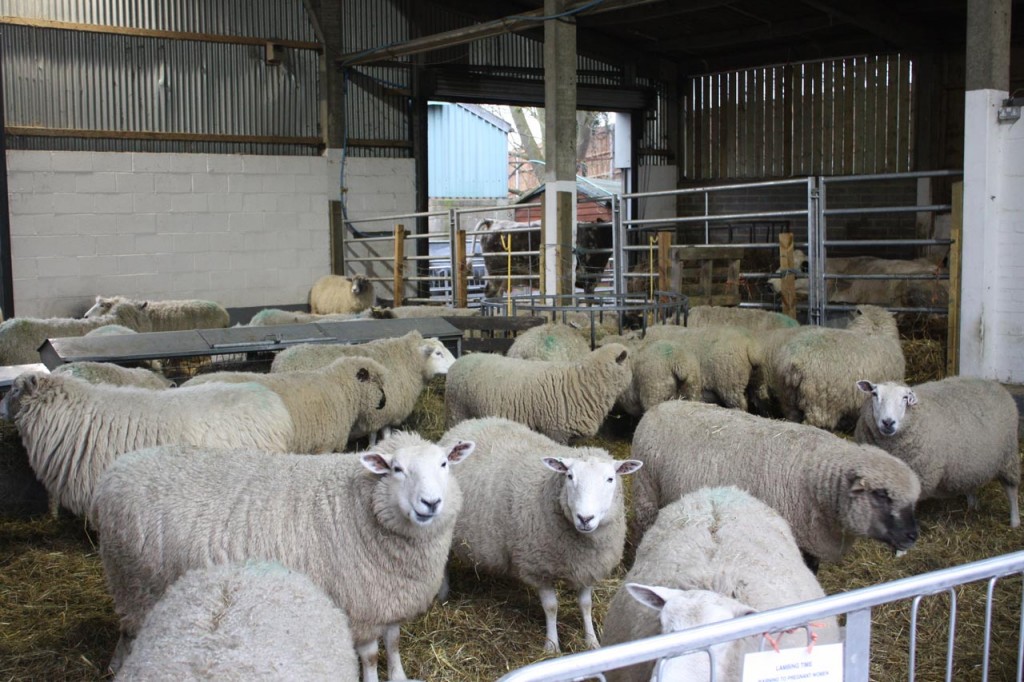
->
[
  {"left": 855, "top": 377, "right": 1021, "bottom": 527},
  {"left": 506, "top": 322, "right": 591, "bottom": 362},
  {"left": 641, "top": 324, "right": 762, "bottom": 411},
  {"left": 92, "top": 431, "right": 475, "bottom": 682},
  {"left": 183, "top": 356, "right": 388, "bottom": 453},
  {"left": 271, "top": 331, "right": 456, "bottom": 442},
  {"left": 247, "top": 308, "right": 373, "bottom": 326},
  {"left": 599, "top": 335, "right": 702, "bottom": 417},
  {"left": 51, "top": 361, "right": 174, "bottom": 390},
  {"left": 84, "top": 324, "right": 139, "bottom": 337},
  {"left": 114, "top": 561, "right": 359, "bottom": 681},
  {"left": 685, "top": 304, "right": 799, "bottom": 331},
  {"left": 0, "top": 301, "right": 152, "bottom": 365},
  {"left": 631, "top": 400, "right": 921, "bottom": 569},
  {"left": 438, "top": 417, "right": 641, "bottom": 653},
  {"left": 444, "top": 343, "right": 633, "bottom": 443},
  {"left": 760, "top": 304, "right": 905, "bottom": 430},
  {"left": 85, "top": 295, "right": 229, "bottom": 332},
  {"left": 602, "top": 486, "right": 840, "bottom": 682},
  {"left": 379, "top": 305, "right": 480, "bottom": 319},
  {"left": 0, "top": 372, "right": 294, "bottom": 518},
  {"left": 310, "top": 274, "right": 376, "bottom": 315}
]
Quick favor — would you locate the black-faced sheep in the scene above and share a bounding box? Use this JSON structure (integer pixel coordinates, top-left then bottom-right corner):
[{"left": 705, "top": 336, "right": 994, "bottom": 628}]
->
[
  {"left": 114, "top": 561, "right": 359, "bottom": 681},
  {"left": 444, "top": 344, "right": 632, "bottom": 443},
  {"left": 631, "top": 400, "right": 921, "bottom": 569},
  {"left": 0, "top": 372, "right": 294, "bottom": 518},
  {"left": 855, "top": 377, "right": 1021, "bottom": 527},
  {"left": 439, "top": 417, "right": 641, "bottom": 653},
  {"left": 309, "top": 274, "right": 375, "bottom": 315},
  {"left": 92, "top": 432, "right": 475, "bottom": 682},
  {"left": 85, "top": 295, "right": 229, "bottom": 332},
  {"left": 602, "top": 486, "right": 840, "bottom": 682}
]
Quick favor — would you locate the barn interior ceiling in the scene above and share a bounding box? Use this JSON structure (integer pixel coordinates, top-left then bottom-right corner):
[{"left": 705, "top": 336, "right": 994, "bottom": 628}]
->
[{"left": 363, "top": 0, "right": 1024, "bottom": 79}]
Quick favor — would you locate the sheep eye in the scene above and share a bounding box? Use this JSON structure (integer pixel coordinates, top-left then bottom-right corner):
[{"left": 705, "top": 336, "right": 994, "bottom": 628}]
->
[
  {"left": 566, "top": 473, "right": 574, "bottom": 480},
  {"left": 441, "top": 461, "right": 447, "bottom": 468},
  {"left": 393, "top": 465, "right": 404, "bottom": 474},
  {"left": 606, "top": 477, "right": 614, "bottom": 483},
  {"left": 871, "top": 489, "right": 890, "bottom": 502}
]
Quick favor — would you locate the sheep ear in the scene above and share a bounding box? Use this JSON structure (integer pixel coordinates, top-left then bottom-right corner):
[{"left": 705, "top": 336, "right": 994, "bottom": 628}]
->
[
  {"left": 356, "top": 367, "right": 371, "bottom": 382},
  {"left": 360, "top": 452, "right": 392, "bottom": 475},
  {"left": 616, "top": 460, "right": 643, "bottom": 476},
  {"left": 446, "top": 440, "right": 474, "bottom": 464},
  {"left": 542, "top": 457, "right": 571, "bottom": 474},
  {"left": 906, "top": 390, "right": 918, "bottom": 406},
  {"left": 18, "top": 373, "right": 41, "bottom": 396},
  {"left": 856, "top": 380, "right": 875, "bottom": 394},
  {"left": 847, "top": 472, "right": 868, "bottom": 493},
  {"left": 138, "top": 301, "right": 148, "bottom": 311},
  {"left": 615, "top": 349, "right": 628, "bottom": 364},
  {"left": 625, "top": 583, "right": 676, "bottom": 612}
]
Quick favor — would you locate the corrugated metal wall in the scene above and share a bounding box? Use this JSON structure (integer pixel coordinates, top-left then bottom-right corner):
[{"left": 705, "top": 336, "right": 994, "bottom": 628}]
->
[
  {"left": 1, "top": 0, "right": 320, "bottom": 155},
  {"left": 427, "top": 102, "right": 508, "bottom": 198}
]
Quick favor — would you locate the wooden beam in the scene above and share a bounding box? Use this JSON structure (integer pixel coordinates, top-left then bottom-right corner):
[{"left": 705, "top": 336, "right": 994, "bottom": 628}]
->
[
  {"left": 6, "top": 126, "right": 322, "bottom": 147},
  {"left": 657, "top": 16, "right": 836, "bottom": 52},
  {"left": 0, "top": 15, "right": 322, "bottom": 51}
]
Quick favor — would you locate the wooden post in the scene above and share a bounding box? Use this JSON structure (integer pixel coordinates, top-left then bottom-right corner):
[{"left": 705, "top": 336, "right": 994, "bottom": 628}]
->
[
  {"left": 779, "top": 232, "right": 797, "bottom": 320},
  {"left": 946, "top": 182, "right": 963, "bottom": 376},
  {"left": 657, "top": 231, "right": 673, "bottom": 295},
  {"left": 454, "top": 229, "right": 468, "bottom": 309},
  {"left": 393, "top": 224, "right": 405, "bottom": 307}
]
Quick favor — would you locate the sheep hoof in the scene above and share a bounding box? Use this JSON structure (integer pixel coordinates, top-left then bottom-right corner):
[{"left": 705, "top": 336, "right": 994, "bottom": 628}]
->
[
  {"left": 895, "top": 549, "right": 908, "bottom": 558},
  {"left": 585, "top": 637, "right": 600, "bottom": 650},
  {"left": 543, "top": 639, "right": 559, "bottom": 654}
]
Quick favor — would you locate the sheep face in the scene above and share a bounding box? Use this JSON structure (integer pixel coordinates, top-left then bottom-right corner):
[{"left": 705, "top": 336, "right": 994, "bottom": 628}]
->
[
  {"left": 0, "top": 371, "right": 45, "bottom": 421},
  {"left": 543, "top": 457, "right": 642, "bottom": 533},
  {"left": 421, "top": 339, "right": 456, "bottom": 377},
  {"left": 350, "top": 275, "right": 370, "bottom": 295},
  {"left": 841, "top": 470, "right": 920, "bottom": 552},
  {"left": 84, "top": 295, "right": 122, "bottom": 318},
  {"left": 856, "top": 380, "right": 917, "bottom": 436},
  {"left": 626, "top": 584, "right": 756, "bottom": 681},
  {"left": 360, "top": 440, "right": 474, "bottom": 526}
]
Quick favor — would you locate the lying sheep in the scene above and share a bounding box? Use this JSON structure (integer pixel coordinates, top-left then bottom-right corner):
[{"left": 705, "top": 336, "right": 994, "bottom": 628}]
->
[
  {"left": 52, "top": 361, "right": 174, "bottom": 390},
  {"left": 375, "top": 305, "right": 480, "bottom": 319},
  {"left": 115, "top": 561, "right": 359, "bottom": 681},
  {"left": 86, "top": 295, "right": 229, "bottom": 332},
  {"left": 271, "top": 331, "right": 455, "bottom": 442},
  {"left": 855, "top": 377, "right": 1021, "bottom": 527},
  {"left": 602, "top": 487, "right": 840, "bottom": 682},
  {"left": 685, "top": 304, "right": 799, "bottom": 330},
  {"left": 0, "top": 301, "right": 152, "bottom": 365},
  {"left": 506, "top": 322, "right": 591, "bottom": 362},
  {"left": 183, "top": 357, "right": 388, "bottom": 453},
  {"left": 439, "top": 417, "right": 641, "bottom": 652},
  {"left": 92, "top": 432, "right": 475, "bottom": 682},
  {"left": 0, "top": 372, "right": 294, "bottom": 518},
  {"left": 246, "top": 308, "right": 373, "bottom": 326},
  {"left": 309, "top": 274, "right": 375, "bottom": 315},
  {"left": 761, "top": 304, "right": 905, "bottom": 430},
  {"left": 444, "top": 343, "right": 632, "bottom": 443},
  {"left": 631, "top": 401, "right": 921, "bottom": 569},
  {"left": 642, "top": 324, "right": 762, "bottom": 411}
]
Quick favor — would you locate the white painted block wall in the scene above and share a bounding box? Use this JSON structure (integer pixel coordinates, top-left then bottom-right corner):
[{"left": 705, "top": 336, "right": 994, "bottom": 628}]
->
[
  {"left": 5, "top": 151, "right": 416, "bottom": 319},
  {"left": 961, "top": 89, "right": 1024, "bottom": 382}
]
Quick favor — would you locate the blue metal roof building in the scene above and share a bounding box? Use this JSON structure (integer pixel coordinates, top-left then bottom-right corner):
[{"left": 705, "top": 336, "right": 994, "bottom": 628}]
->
[{"left": 428, "top": 102, "right": 510, "bottom": 199}]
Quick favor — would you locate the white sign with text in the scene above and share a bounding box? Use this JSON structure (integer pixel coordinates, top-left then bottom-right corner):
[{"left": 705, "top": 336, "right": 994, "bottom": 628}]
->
[{"left": 741, "top": 642, "right": 844, "bottom": 682}]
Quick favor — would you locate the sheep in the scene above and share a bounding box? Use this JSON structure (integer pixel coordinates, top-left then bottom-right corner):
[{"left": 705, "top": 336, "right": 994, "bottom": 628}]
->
[
  {"left": 685, "top": 304, "right": 799, "bottom": 331},
  {"left": 602, "top": 486, "right": 840, "bottom": 682},
  {"left": 374, "top": 305, "right": 480, "bottom": 319},
  {"left": 271, "top": 331, "right": 456, "bottom": 442},
  {"left": 438, "top": 417, "right": 641, "bottom": 653},
  {"left": 0, "top": 371, "right": 294, "bottom": 518},
  {"left": 761, "top": 304, "right": 905, "bottom": 431},
  {"left": 598, "top": 335, "right": 702, "bottom": 417},
  {"left": 85, "top": 295, "right": 229, "bottom": 332},
  {"left": 630, "top": 400, "right": 921, "bottom": 569},
  {"left": 444, "top": 343, "right": 633, "bottom": 444},
  {"left": 247, "top": 308, "right": 373, "bottom": 326},
  {"left": 641, "top": 324, "right": 762, "bottom": 411},
  {"left": 92, "top": 432, "right": 475, "bottom": 682},
  {"left": 309, "top": 274, "right": 376, "bottom": 315},
  {"left": 84, "top": 324, "right": 138, "bottom": 337},
  {"left": 182, "top": 356, "right": 388, "bottom": 453},
  {"left": 51, "top": 361, "right": 174, "bottom": 390},
  {"left": 114, "top": 561, "right": 359, "bottom": 681},
  {"left": 505, "top": 322, "right": 591, "bottom": 362},
  {"left": 0, "top": 301, "right": 152, "bottom": 365},
  {"left": 855, "top": 377, "right": 1021, "bottom": 527}
]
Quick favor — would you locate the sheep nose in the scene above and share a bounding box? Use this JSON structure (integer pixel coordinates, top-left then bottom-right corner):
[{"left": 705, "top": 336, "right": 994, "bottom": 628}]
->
[
  {"left": 880, "top": 418, "right": 895, "bottom": 432},
  {"left": 421, "top": 498, "right": 440, "bottom": 512},
  {"left": 577, "top": 514, "right": 594, "bottom": 527}
]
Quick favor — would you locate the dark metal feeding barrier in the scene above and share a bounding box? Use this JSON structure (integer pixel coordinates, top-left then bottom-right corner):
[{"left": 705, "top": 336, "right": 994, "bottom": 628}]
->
[{"left": 481, "top": 291, "right": 688, "bottom": 348}]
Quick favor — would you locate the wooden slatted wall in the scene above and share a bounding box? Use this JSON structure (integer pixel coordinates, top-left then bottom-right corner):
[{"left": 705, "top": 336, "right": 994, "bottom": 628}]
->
[{"left": 685, "top": 54, "right": 914, "bottom": 179}]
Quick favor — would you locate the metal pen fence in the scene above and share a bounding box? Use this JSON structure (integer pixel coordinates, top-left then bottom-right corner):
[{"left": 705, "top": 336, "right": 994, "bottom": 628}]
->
[{"left": 498, "top": 550, "right": 1024, "bottom": 682}]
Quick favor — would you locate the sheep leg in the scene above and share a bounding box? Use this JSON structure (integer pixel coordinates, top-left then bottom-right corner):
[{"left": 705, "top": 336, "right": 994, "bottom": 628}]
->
[
  {"left": 356, "top": 639, "right": 380, "bottom": 682},
  {"left": 539, "top": 585, "right": 560, "bottom": 653},
  {"left": 966, "top": 493, "right": 980, "bottom": 511},
  {"left": 384, "top": 623, "right": 407, "bottom": 680},
  {"left": 578, "top": 585, "right": 599, "bottom": 649},
  {"left": 437, "top": 567, "right": 450, "bottom": 602},
  {"left": 107, "top": 632, "right": 132, "bottom": 675},
  {"left": 1005, "top": 483, "right": 1020, "bottom": 528}
]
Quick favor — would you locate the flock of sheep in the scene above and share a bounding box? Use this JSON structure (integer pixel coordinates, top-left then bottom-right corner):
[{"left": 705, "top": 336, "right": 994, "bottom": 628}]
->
[{"left": 0, "top": 274, "right": 1020, "bottom": 682}]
